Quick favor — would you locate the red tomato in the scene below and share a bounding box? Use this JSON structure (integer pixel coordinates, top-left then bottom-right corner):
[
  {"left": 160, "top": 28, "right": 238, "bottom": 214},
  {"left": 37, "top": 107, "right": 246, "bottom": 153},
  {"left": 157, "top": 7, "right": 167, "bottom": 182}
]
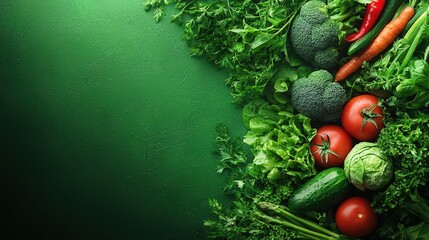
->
[
  {"left": 310, "top": 125, "right": 353, "bottom": 168},
  {"left": 335, "top": 197, "right": 378, "bottom": 237},
  {"left": 341, "top": 94, "right": 384, "bottom": 141}
]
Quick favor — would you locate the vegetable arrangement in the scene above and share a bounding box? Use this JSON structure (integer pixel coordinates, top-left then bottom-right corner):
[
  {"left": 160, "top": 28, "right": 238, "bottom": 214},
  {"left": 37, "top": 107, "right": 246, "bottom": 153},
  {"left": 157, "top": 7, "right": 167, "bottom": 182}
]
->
[
  {"left": 146, "top": 0, "right": 429, "bottom": 239},
  {"left": 336, "top": 6, "right": 416, "bottom": 81},
  {"left": 347, "top": 0, "right": 404, "bottom": 56}
]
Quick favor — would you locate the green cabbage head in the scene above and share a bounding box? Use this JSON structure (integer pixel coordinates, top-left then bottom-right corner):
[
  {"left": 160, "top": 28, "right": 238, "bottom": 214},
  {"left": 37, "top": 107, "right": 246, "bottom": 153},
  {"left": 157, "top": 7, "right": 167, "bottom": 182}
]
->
[{"left": 344, "top": 142, "right": 393, "bottom": 191}]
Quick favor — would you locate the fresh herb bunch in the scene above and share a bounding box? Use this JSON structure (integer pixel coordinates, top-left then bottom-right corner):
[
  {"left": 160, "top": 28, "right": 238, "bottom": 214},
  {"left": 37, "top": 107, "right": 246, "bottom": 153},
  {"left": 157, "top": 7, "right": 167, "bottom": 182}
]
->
[
  {"left": 144, "top": 0, "right": 171, "bottom": 22},
  {"left": 146, "top": 0, "right": 307, "bottom": 105},
  {"left": 369, "top": 109, "right": 429, "bottom": 239},
  {"left": 374, "top": 110, "right": 429, "bottom": 213}
]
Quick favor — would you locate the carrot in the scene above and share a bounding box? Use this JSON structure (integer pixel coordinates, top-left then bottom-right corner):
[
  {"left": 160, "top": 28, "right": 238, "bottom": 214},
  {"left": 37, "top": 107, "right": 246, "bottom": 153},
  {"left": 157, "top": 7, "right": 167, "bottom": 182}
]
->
[{"left": 335, "top": 6, "right": 415, "bottom": 82}]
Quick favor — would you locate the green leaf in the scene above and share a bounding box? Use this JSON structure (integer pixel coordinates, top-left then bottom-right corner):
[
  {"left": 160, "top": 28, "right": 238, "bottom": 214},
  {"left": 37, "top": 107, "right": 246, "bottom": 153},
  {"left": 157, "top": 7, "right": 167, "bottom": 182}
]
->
[
  {"left": 274, "top": 78, "right": 290, "bottom": 93},
  {"left": 229, "top": 27, "right": 254, "bottom": 35},
  {"left": 411, "top": 60, "right": 429, "bottom": 89},
  {"left": 405, "top": 222, "right": 429, "bottom": 240},
  {"left": 232, "top": 43, "right": 245, "bottom": 53},
  {"left": 153, "top": 7, "right": 164, "bottom": 22},
  {"left": 251, "top": 33, "right": 275, "bottom": 50},
  {"left": 395, "top": 78, "right": 420, "bottom": 97},
  {"left": 406, "top": 191, "right": 429, "bottom": 223},
  {"left": 248, "top": 117, "right": 276, "bottom": 134},
  {"left": 404, "top": 91, "right": 429, "bottom": 109}
]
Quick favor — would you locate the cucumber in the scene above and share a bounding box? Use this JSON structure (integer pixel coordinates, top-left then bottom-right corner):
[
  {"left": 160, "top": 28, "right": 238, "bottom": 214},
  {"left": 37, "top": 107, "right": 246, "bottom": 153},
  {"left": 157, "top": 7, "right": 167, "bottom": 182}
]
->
[
  {"left": 287, "top": 167, "right": 349, "bottom": 214},
  {"left": 347, "top": 0, "right": 403, "bottom": 56}
]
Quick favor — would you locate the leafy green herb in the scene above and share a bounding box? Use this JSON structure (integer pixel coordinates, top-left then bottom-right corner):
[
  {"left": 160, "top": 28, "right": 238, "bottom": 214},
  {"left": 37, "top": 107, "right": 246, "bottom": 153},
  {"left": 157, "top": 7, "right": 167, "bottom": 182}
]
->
[
  {"left": 404, "top": 221, "right": 429, "bottom": 240},
  {"left": 215, "top": 124, "right": 248, "bottom": 174},
  {"left": 375, "top": 207, "right": 429, "bottom": 240},
  {"left": 373, "top": 110, "right": 429, "bottom": 215},
  {"left": 144, "top": 0, "right": 171, "bottom": 22},
  {"left": 145, "top": 0, "right": 308, "bottom": 105},
  {"left": 406, "top": 190, "right": 429, "bottom": 223},
  {"left": 213, "top": 124, "right": 258, "bottom": 201}
]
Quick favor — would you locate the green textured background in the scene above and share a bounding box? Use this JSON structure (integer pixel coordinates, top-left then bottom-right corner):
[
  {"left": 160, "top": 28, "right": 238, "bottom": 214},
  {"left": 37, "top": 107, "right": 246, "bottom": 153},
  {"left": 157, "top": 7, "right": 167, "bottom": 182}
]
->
[{"left": 0, "top": 1, "right": 245, "bottom": 239}]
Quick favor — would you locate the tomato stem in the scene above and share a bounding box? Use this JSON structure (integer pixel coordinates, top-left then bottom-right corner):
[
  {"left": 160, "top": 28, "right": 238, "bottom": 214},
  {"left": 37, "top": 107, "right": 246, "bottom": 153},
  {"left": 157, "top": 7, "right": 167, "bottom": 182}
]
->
[
  {"left": 360, "top": 104, "right": 382, "bottom": 130},
  {"left": 312, "top": 134, "right": 341, "bottom": 164}
]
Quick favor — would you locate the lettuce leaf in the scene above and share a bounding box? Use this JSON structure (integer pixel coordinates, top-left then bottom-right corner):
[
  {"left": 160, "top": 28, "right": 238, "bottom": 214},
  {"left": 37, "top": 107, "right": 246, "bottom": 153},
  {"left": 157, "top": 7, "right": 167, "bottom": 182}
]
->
[{"left": 242, "top": 99, "right": 317, "bottom": 185}]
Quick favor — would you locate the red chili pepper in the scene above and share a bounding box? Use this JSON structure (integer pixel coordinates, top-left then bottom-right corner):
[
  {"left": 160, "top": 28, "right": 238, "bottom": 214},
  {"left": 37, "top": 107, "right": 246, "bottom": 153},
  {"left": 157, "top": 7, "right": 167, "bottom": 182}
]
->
[{"left": 346, "top": 0, "right": 386, "bottom": 42}]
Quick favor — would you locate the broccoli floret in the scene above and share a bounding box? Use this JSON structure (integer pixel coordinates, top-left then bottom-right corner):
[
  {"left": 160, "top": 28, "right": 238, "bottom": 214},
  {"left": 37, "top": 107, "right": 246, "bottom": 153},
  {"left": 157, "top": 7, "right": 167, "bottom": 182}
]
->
[
  {"left": 308, "top": 69, "right": 332, "bottom": 82},
  {"left": 290, "top": 0, "right": 340, "bottom": 69},
  {"left": 314, "top": 47, "right": 339, "bottom": 69},
  {"left": 323, "top": 82, "right": 348, "bottom": 113},
  {"left": 299, "top": 0, "right": 328, "bottom": 25},
  {"left": 290, "top": 16, "right": 313, "bottom": 55},
  {"left": 311, "top": 20, "right": 339, "bottom": 49},
  {"left": 290, "top": 70, "right": 348, "bottom": 122}
]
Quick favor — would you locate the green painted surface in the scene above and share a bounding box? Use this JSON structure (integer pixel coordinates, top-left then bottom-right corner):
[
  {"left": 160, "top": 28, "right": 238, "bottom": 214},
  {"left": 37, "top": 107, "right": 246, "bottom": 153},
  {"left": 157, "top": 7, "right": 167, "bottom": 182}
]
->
[{"left": 0, "top": 1, "right": 245, "bottom": 239}]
